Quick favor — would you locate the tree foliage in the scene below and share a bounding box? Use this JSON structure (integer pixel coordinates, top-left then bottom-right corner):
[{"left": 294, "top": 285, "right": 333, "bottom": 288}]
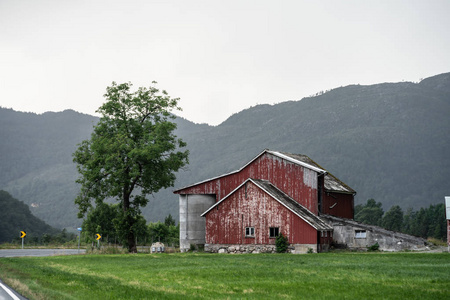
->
[
  {"left": 148, "top": 215, "right": 179, "bottom": 246},
  {"left": 354, "top": 199, "right": 384, "bottom": 226},
  {"left": 73, "top": 82, "right": 188, "bottom": 252},
  {"left": 356, "top": 199, "right": 447, "bottom": 240},
  {"left": 402, "top": 204, "right": 446, "bottom": 240},
  {"left": 81, "top": 202, "right": 119, "bottom": 243},
  {"left": 164, "top": 214, "right": 176, "bottom": 227},
  {"left": 275, "top": 233, "right": 289, "bottom": 253},
  {"left": 382, "top": 205, "right": 404, "bottom": 232}
]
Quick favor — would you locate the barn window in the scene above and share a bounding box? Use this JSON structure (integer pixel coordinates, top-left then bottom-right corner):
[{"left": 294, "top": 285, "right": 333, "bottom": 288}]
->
[
  {"left": 355, "top": 230, "right": 366, "bottom": 239},
  {"left": 269, "top": 227, "right": 279, "bottom": 238},
  {"left": 245, "top": 227, "right": 255, "bottom": 237}
]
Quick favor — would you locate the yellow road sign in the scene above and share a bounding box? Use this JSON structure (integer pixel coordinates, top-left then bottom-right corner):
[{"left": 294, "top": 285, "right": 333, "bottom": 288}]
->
[
  {"left": 20, "top": 231, "right": 26, "bottom": 238},
  {"left": 96, "top": 233, "right": 101, "bottom": 240}
]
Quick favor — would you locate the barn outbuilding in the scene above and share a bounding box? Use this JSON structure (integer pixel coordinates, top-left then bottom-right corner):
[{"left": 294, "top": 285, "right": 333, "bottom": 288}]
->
[{"left": 174, "top": 149, "right": 356, "bottom": 253}]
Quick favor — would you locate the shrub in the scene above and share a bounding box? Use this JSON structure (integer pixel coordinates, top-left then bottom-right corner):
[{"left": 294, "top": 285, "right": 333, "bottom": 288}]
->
[
  {"left": 367, "top": 242, "right": 379, "bottom": 251},
  {"left": 275, "top": 233, "right": 289, "bottom": 253}
]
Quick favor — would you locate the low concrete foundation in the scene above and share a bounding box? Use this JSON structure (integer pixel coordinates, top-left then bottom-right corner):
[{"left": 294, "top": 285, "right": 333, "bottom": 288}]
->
[
  {"left": 205, "top": 244, "right": 319, "bottom": 254},
  {"left": 206, "top": 244, "right": 276, "bottom": 254},
  {"left": 292, "top": 244, "right": 318, "bottom": 254}
]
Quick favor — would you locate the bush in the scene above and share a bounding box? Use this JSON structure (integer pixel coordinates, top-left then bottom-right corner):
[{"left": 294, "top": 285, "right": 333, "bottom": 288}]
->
[
  {"left": 275, "top": 233, "right": 289, "bottom": 253},
  {"left": 367, "top": 242, "right": 379, "bottom": 251}
]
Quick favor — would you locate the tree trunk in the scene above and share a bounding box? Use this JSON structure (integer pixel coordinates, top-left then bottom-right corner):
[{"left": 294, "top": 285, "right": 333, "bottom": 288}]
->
[
  {"left": 127, "top": 230, "right": 137, "bottom": 253},
  {"left": 123, "top": 191, "right": 137, "bottom": 253}
]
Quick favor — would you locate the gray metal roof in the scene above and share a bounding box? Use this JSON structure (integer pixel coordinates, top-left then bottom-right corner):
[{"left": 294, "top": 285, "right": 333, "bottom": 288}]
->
[{"left": 277, "top": 151, "right": 356, "bottom": 194}]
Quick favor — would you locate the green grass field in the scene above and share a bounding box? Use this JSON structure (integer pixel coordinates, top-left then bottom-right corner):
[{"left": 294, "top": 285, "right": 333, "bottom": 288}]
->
[{"left": 0, "top": 252, "right": 449, "bottom": 299}]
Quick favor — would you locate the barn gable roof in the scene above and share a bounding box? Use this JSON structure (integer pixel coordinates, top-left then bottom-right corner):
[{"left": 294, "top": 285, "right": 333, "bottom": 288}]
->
[
  {"left": 276, "top": 151, "right": 356, "bottom": 194},
  {"left": 174, "top": 149, "right": 327, "bottom": 193},
  {"left": 201, "top": 178, "right": 333, "bottom": 231}
]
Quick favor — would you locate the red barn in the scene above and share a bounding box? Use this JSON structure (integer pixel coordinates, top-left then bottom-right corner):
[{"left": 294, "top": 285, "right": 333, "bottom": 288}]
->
[{"left": 174, "top": 149, "right": 356, "bottom": 253}]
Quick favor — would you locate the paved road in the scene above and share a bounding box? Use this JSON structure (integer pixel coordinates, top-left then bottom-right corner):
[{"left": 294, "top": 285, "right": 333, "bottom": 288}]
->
[
  {"left": 0, "top": 248, "right": 86, "bottom": 258},
  {"left": 0, "top": 279, "right": 27, "bottom": 300}
]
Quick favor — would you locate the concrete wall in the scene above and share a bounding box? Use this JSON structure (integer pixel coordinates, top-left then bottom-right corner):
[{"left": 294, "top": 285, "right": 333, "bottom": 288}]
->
[
  {"left": 179, "top": 194, "right": 216, "bottom": 252},
  {"left": 322, "top": 214, "right": 428, "bottom": 251}
]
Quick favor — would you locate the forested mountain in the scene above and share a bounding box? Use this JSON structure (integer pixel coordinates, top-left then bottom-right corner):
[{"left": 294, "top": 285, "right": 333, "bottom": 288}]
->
[
  {"left": 1, "top": 72, "right": 449, "bottom": 229},
  {"left": 0, "top": 109, "right": 96, "bottom": 229},
  {"left": 0, "top": 190, "right": 58, "bottom": 243}
]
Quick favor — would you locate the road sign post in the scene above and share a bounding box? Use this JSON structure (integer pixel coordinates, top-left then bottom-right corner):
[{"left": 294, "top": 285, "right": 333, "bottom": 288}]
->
[
  {"left": 20, "top": 231, "right": 26, "bottom": 249},
  {"left": 96, "top": 233, "right": 101, "bottom": 249},
  {"left": 77, "top": 227, "right": 82, "bottom": 253}
]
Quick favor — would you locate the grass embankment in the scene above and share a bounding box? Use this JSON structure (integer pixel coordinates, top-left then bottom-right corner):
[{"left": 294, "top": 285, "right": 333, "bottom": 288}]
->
[{"left": 0, "top": 252, "right": 449, "bottom": 299}]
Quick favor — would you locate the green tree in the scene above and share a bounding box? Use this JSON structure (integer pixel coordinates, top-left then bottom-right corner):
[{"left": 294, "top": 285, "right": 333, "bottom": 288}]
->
[
  {"left": 73, "top": 82, "right": 189, "bottom": 252},
  {"left": 429, "top": 204, "right": 446, "bottom": 240},
  {"left": 148, "top": 221, "right": 169, "bottom": 243},
  {"left": 114, "top": 212, "right": 149, "bottom": 246},
  {"left": 411, "top": 208, "right": 430, "bottom": 238},
  {"left": 381, "top": 205, "right": 404, "bottom": 232},
  {"left": 167, "top": 223, "right": 180, "bottom": 247},
  {"left": 404, "top": 204, "right": 447, "bottom": 240},
  {"left": 354, "top": 199, "right": 384, "bottom": 226},
  {"left": 402, "top": 207, "right": 415, "bottom": 235},
  {"left": 275, "top": 233, "right": 289, "bottom": 253},
  {"left": 147, "top": 215, "right": 179, "bottom": 246},
  {"left": 164, "top": 214, "right": 176, "bottom": 227},
  {"left": 82, "top": 203, "right": 119, "bottom": 244}
]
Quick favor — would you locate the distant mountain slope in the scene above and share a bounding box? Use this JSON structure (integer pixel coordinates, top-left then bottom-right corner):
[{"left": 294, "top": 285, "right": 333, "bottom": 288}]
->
[
  {"left": 0, "top": 190, "right": 57, "bottom": 243},
  {"left": 1, "top": 72, "right": 449, "bottom": 229},
  {"left": 0, "top": 109, "right": 97, "bottom": 228}
]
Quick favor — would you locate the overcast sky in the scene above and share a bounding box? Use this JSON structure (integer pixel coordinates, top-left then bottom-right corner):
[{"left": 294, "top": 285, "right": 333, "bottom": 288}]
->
[{"left": 1, "top": 0, "right": 449, "bottom": 125}]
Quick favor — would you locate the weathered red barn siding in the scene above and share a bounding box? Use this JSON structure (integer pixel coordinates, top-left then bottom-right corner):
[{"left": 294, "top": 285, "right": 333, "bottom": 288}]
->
[
  {"left": 318, "top": 231, "right": 333, "bottom": 252},
  {"left": 322, "top": 192, "right": 354, "bottom": 219},
  {"left": 204, "top": 181, "right": 317, "bottom": 245},
  {"left": 176, "top": 152, "right": 319, "bottom": 214}
]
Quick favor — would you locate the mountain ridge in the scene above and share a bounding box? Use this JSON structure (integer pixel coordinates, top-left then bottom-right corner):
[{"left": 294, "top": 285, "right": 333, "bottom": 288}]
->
[{"left": 1, "top": 72, "right": 449, "bottom": 229}]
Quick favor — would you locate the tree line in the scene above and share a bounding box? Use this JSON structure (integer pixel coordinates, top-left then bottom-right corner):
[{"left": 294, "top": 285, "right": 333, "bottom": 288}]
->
[
  {"left": 81, "top": 202, "right": 179, "bottom": 247},
  {"left": 355, "top": 199, "right": 447, "bottom": 240}
]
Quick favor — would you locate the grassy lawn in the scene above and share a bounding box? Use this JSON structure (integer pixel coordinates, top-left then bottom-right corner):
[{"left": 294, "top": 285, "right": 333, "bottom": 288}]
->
[{"left": 0, "top": 252, "right": 449, "bottom": 299}]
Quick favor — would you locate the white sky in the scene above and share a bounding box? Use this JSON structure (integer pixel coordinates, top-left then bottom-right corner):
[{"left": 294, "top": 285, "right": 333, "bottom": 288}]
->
[{"left": 1, "top": 0, "right": 449, "bottom": 125}]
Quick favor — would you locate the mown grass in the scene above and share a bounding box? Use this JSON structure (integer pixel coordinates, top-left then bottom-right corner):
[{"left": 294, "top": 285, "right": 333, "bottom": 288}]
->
[{"left": 0, "top": 252, "right": 449, "bottom": 299}]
